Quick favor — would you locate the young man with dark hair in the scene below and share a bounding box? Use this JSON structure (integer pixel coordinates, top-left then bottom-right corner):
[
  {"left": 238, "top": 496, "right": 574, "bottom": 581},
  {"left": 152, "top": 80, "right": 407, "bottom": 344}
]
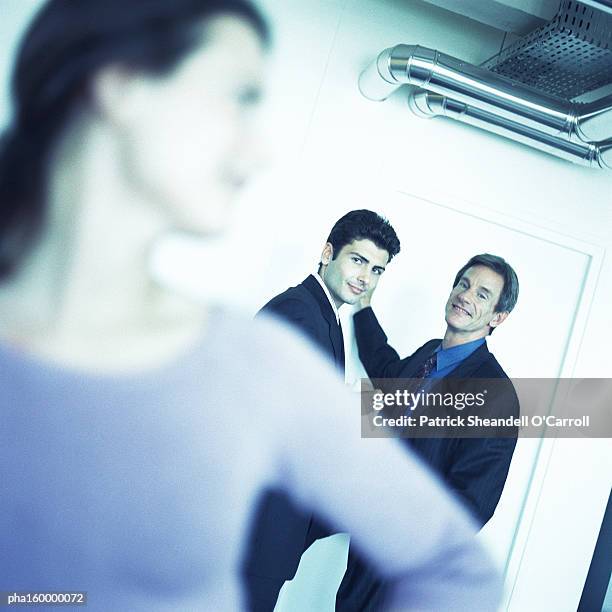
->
[
  {"left": 261, "top": 209, "right": 400, "bottom": 371},
  {"left": 243, "top": 210, "right": 400, "bottom": 611}
]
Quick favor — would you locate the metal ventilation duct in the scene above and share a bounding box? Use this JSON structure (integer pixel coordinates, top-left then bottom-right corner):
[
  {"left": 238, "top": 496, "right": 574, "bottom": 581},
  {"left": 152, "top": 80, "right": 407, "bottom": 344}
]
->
[
  {"left": 576, "top": 0, "right": 612, "bottom": 16},
  {"left": 410, "top": 91, "right": 611, "bottom": 168},
  {"left": 359, "top": 0, "right": 612, "bottom": 168},
  {"left": 483, "top": 0, "right": 612, "bottom": 100}
]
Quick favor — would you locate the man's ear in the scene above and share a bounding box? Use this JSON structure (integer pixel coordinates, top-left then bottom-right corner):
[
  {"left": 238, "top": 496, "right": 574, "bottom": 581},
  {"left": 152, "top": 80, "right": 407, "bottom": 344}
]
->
[
  {"left": 489, "top": 311, "right": 509, "bottom": 330},
  {"left": 320, "top": 242, "right": 334, "bottom": 266}
]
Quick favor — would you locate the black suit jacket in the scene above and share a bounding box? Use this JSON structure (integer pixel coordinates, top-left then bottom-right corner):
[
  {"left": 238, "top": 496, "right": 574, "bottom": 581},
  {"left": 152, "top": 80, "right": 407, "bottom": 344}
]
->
[
  {"left": 242, "top": 275, "right": 346, "bottom": 610},
  {"left": 258, "top": 274, "right": 345, "bottom": 373},
  {"left": 354, "top": 306, "right": 519, "bottom": 525}
]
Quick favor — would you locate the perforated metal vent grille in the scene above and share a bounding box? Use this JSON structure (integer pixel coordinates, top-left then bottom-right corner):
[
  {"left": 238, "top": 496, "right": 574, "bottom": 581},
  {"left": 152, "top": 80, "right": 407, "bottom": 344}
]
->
[{"left": 482, "top": 0, "right": 612, "bottom": 101}]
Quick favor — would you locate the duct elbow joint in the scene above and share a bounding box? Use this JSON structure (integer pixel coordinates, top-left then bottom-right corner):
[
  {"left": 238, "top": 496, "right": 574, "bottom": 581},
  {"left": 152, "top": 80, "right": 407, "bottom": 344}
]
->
[
  {"left": 358, "top": 44, "right": 419, "bottom": 101},
  {"left": 408, "top": 89, "right": 435, "bottom": 117},
  {"left": 358, "top": 47, "right": 399, "bottom": 101},
  {"left": 575, "top": 103, "right": 612, "bottom": 143},
  {"left": 598, "top": 141, "right": 612, "bottom": 170}
]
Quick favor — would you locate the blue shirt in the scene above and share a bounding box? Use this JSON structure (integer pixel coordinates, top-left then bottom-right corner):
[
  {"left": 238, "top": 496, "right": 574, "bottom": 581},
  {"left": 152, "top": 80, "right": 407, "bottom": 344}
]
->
[{"left": 429, "top": 337, "right": 486, "bottom": 378}]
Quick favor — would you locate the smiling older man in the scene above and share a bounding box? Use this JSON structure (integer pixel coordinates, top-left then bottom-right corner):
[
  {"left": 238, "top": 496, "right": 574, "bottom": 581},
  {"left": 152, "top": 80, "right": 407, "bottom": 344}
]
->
[
  {"left": 350, "top": 253, "right": 520, "bottom": 609},
  {"left": 355, "top": 252, "right": 520, "bottom": 524}
]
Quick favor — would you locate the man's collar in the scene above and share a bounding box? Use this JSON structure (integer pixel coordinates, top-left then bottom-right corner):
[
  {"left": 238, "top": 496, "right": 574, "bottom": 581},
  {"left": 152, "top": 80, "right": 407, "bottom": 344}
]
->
[
  {"left": 313, "top": 272, "right": 340, "bottom": 324},
  {"left": 434, "top": 337, "right": 486, "bottom": 372}
]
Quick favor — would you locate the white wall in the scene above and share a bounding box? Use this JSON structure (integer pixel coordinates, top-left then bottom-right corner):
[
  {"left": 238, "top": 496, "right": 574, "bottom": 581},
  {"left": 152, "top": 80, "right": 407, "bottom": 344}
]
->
[
  {"left": 237, "top": 2, "right": 610, "bottom": 610},
  {"left": 3, "top": 1, "right": 611, "bottom": 610}
]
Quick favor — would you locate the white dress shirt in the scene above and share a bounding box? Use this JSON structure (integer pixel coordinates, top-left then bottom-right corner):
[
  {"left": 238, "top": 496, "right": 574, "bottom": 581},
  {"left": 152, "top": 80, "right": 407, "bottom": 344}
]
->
[{"left": 313, "top": 271, "right": 340, "bottom": 324}]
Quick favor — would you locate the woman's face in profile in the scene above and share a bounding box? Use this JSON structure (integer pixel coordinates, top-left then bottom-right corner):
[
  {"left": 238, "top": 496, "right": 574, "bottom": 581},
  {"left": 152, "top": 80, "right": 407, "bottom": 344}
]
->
[{"left": 105, "top": 14, "right": 266, "bottom": 235}]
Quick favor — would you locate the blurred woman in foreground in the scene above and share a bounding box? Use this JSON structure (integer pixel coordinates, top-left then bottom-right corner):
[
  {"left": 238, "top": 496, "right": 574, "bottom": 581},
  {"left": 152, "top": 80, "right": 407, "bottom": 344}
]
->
[{"left": 0, "top": 1, "right": 500, "bottom": 609}]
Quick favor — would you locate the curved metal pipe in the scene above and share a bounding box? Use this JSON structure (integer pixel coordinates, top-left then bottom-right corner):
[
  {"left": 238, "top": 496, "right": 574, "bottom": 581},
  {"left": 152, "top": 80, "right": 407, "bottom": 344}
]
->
[
  {"left": 409, "top": 90, "right": 610, "bottom": 169},
  {"left": 599, "top": 140, "right": 612, "bottom": 169},
  {"left": 575, "top": 95, "right": 612, "bottom": 143},
  {"left": 358, "top": 45, "right": 419, "bottom": 101},
  {"left": 359, "top": 45, "right": 612, "bottom": 147}
]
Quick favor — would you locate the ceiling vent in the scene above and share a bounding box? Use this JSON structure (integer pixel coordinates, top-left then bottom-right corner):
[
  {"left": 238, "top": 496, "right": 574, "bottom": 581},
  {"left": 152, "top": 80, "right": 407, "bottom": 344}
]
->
[{"left": 359, "top": 0, "right": 612, "bottom": 168}]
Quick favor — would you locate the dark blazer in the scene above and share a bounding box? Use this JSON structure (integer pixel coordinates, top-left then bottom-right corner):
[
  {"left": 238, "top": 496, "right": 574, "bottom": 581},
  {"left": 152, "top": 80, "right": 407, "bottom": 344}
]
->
[
  {"left": 341, "top": 306, "right": 520, "bottom": 611},
  {"left": 354, "top": 306, "right": 519, "bottom": 525},
  {"left": 242, "top": 275, "right": 346, "bottom": 611},
  {"left": 257, "top": 274, "right": 345, "bottom": 373}
]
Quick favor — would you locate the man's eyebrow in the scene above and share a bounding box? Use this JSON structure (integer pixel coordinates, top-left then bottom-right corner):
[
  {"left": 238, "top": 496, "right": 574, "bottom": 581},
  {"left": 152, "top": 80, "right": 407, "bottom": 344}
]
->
[
  {"left": 350, "top": 252, "right": 387, "bottom": 271},
  {"left": 478, "top": 285, "right": 493, "bottom": 296},
  {"left": 349, "top": 251, "right": 369, "bottom": 264}
]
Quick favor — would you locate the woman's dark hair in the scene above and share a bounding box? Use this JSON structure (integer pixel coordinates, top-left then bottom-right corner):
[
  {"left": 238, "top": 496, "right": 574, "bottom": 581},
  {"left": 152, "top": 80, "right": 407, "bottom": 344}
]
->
[
  {"left": 325, "top": 209, "right": 401, "bottom": 262},
  {"left": 0, "top": 0, "right": 269, "bottom": 279}
]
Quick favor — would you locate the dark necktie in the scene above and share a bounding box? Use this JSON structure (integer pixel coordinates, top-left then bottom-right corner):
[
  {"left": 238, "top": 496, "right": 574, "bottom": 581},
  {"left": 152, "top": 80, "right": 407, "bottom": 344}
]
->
[
  {"left": 403, "top": 352, "right": 438, "bottom": 419},
  {"left": 414, "top": 352, "right": 438, "bottom": 379},
  {"left": 336, "top": 320, "right": 345, "bottom": 374}
]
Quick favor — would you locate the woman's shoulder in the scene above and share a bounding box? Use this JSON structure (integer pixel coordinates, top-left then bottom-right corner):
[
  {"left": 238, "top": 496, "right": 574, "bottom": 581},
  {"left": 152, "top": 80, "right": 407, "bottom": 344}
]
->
[{"left": 203, "top": 307, "right": 349, "bottom": 417}]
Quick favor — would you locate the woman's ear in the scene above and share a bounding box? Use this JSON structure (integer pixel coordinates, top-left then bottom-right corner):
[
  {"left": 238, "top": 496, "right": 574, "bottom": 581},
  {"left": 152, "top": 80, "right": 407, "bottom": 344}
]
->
[{"left": 90, "top": 65, "right": 138, "bottom": 126}]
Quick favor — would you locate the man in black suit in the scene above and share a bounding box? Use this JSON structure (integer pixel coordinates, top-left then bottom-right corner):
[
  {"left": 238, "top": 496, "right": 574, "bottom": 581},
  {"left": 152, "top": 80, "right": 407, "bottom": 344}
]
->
[
  {"left": 354, "top": 253, "right": 520, "bottom": 525},
  {"left": 243, "top": 210, "right": 400, "bottom": 611},
  {"left": 344, "top": 254, "right": 520, "bottom": 610}
]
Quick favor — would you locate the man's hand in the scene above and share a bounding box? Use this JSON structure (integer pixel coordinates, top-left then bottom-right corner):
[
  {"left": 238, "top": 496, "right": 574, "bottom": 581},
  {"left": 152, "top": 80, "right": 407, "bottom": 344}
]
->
[{"left": 355, "top": 286, "right": 375, "bottom": 311}]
